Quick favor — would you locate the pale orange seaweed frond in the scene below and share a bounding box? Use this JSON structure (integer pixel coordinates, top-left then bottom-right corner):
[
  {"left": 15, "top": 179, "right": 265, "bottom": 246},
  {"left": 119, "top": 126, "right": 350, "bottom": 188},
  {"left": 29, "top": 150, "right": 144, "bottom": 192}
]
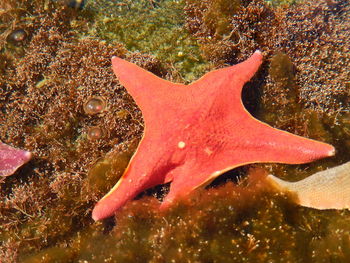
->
[{"left": 267, "top": 162, "right": 350, "bottom": 210}]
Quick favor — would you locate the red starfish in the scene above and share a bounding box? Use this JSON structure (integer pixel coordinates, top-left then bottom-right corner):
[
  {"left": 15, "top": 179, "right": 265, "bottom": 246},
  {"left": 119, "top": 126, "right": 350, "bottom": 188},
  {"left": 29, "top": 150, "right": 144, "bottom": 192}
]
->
[{"left": 92, "top": 51, "right": 335, "bottom": 221}]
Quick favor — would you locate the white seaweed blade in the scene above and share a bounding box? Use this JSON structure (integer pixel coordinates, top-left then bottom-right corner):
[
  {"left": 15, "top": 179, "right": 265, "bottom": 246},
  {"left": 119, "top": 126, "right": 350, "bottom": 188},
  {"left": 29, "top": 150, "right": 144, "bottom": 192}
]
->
[{"left": 267, "top": 162, "right": 350, "bottom": 210}]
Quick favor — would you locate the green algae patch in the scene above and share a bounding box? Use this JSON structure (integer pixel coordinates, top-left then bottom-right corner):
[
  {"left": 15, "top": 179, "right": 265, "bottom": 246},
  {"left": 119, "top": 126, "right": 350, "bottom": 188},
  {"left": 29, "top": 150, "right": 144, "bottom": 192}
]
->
[
  {"left": 265, "top": 0, "right": 301, "bottom": 6},
  {"left": 261, "top": 52, "right": 300, "bottom": 127},
  {"left": 90, "top": 0, "right": 207, "bottom": 82},
  {"left": 202, "top": 0, "right": 241, "bottom": 38},
  {"left": 21, "top": 247, "right": 75, "bottom": 263},
  {"left": 87, "top": 139, "right": 139, "bottom": 196},
  {"left": 269, "top": 52, "right": 297, "bottom": 98},
  {"left": 310, "top": 211, "right": 350, "bottom": 261}
]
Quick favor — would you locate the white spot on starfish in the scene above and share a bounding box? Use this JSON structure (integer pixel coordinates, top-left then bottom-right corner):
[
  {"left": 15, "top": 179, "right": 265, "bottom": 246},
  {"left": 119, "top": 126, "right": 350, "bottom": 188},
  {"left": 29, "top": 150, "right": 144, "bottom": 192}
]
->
[{"left": 178, "top": 141, "right": 186, "bottom": 149}]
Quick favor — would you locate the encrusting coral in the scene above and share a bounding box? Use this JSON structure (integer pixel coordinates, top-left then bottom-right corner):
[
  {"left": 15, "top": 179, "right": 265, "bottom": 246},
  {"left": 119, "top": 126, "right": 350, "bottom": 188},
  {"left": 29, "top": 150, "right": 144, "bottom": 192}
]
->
[{"left": 0, "top": 0, "right": 349, "bottom": 262}]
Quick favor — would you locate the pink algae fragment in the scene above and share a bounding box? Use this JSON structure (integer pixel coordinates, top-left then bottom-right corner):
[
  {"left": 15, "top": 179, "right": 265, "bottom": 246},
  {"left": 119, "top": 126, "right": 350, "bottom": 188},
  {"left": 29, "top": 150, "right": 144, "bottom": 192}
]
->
[{"left": 0, "top": 141, "right": 32, "bottom": 177}]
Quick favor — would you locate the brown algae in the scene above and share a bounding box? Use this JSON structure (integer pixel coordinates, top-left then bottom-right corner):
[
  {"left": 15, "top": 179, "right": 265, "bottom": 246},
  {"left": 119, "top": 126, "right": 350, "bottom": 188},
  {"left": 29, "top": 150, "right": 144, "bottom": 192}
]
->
[{"left": 0, "top": 0, "right": 349, "bottom": 262}]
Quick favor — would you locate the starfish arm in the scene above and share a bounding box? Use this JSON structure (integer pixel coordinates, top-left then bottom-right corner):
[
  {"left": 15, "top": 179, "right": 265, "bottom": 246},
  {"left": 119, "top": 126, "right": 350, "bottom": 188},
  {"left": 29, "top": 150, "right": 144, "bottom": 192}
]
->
[
  {"left": 226, "top": 50, "right": 263, "bottom": 85},
  {"left": 225, "top": 119, "right": 335, "bottom": 165},
  {"left": 92, "top": 134, "right": 182, "bottom": 221},
  {"left": 111, "top": 56, "right": 185, "bottom": 122},
  {"left": 190, "top": 50, "right": 263, "bottom": 97},
  {"left": 160, "top": 129, "right": 334, "bottom": 210},
  {"left": 198, "top": 119, "right": 335, "bottom": 177},
  {"left": 160, "top": 166, "right": 213, "bottom": 209},
  {"left": 160, "top": 117, "right": 334, "bottom": 209}
]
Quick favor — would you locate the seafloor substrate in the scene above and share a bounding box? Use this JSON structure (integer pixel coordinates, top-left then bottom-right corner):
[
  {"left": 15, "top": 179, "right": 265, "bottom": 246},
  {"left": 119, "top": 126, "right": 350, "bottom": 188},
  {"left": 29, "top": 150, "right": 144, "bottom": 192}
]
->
[{"left": 0, "top": 0, "right": 349, "bottom": 262}]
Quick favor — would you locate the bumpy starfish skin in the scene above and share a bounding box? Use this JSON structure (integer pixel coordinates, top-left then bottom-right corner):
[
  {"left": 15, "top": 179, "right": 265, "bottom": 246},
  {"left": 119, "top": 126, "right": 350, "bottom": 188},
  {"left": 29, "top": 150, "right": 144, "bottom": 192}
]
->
[{"left": 92, "top": 51, "right": 335, "bottom": 221}]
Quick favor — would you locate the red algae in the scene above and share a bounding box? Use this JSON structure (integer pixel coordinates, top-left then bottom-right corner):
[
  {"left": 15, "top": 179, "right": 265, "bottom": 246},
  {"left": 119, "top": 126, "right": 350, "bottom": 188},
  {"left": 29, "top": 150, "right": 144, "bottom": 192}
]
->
[{"left": 0, "top": 142, "right": 32, "bottom": 177}]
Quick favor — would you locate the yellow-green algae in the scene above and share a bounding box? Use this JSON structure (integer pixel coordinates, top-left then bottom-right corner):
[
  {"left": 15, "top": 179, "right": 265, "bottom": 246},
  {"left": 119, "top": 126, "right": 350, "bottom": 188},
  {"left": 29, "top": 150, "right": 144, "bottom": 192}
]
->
[
  {"left": 265, "top": 0, "right": 301, "bottom": 6},
  {"left": 88, "top": 0, "right": 207, "bottom": 82},
  {"left": 0, "top": 0, "right": 349, "bottom": 262},
  {"left": 87, "top": 139, "right": 139, "bottom": 196}
]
